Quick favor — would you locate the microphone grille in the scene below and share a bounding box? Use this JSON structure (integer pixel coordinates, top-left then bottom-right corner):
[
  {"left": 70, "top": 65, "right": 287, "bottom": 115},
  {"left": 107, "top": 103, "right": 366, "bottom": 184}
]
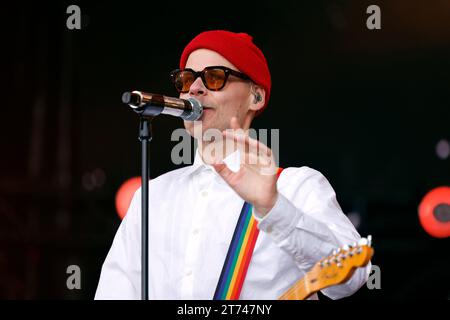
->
[
  {"left": 183, "top": 98, "right": 203, "bottom": 121},
  {"left": 122, "top": 92, "right": 131, "bottom": 104},
  {"left": 122, "top": 91, "right": 142, "bottom": 108}
]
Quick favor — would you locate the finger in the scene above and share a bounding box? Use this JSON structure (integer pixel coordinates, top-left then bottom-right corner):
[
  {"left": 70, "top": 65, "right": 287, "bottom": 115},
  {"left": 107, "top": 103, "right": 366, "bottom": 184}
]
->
[
  {"left": 212, "top": 162, "right": 238, "bottom": 183},
  {"left": 222, "top": 127, "right": 247, "bottom": 155},
  {"left": 222, "top": 131, "right": 272, "bottom": 157},
  {"left": 242, "top": 151, "right": 272, "bottom": 167},
  {"left": 241, "top": 160, "right": 277, "bottom": 177}
]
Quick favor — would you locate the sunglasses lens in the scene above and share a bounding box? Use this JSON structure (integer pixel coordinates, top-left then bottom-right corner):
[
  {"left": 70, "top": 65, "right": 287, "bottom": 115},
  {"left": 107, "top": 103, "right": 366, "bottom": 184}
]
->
[
  {"left": 204, "top": 68, "right": 226, "bottom": 90},
  {"left": 174, "top": 70, "right": 195, "bottom": 93}
]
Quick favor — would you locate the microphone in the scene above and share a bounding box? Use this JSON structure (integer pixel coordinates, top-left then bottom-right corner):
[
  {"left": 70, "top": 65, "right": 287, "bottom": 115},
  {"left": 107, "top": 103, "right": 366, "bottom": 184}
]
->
[{"left": 122, "top": 91, "right": 203, "bottom": 121}]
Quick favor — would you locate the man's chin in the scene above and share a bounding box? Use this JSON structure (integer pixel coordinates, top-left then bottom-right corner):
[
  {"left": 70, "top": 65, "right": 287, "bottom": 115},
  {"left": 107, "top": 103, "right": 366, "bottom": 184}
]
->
[{"left": 184, "top": 120, "right": 210, "bottom": 138}]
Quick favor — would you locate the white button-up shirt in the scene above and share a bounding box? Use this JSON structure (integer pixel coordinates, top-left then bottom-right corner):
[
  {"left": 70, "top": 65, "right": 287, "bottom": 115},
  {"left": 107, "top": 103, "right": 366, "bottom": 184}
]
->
[{"left": 95, "top": 150, "right": 371, "bottom": 300}]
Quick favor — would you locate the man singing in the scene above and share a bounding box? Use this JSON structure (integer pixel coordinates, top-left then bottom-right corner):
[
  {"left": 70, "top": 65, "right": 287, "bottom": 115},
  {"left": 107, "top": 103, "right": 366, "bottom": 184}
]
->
[{"left": 95, "top": 30, "right": 371, "bottom": 300}]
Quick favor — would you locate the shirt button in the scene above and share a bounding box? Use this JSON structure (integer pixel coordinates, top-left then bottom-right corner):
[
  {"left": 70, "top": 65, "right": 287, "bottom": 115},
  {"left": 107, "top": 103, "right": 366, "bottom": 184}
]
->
[
  {"left": 192, "top": 229, "right": 200, "bottom": 235},
  {"left": 185, "top": 270, "right": 192, "bottom": 276},
  {"left": 201, "top": 191, "right": 208, "bottom": 197}
]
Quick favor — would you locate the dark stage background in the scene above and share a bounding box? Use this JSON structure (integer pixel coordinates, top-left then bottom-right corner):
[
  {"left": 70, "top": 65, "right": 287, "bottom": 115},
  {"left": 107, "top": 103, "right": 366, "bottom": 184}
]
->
[{"left": 1, "top": 0, "right": 449, "bottom": 299}]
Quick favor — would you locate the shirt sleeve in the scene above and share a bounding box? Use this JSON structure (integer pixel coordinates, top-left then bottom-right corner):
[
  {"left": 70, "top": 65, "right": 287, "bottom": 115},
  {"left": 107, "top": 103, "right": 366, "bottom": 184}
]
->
[
  {"left": 94, "top": 189, "right": 142, "bottom": 300},
  {"left": 253, "top": 167, "right": 372, "bottom": 300}
]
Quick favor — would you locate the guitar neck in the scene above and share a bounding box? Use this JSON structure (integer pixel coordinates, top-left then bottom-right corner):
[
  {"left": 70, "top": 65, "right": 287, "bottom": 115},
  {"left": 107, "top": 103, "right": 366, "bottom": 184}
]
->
[
  {"left": 278, "top": 271, "right": 315, "bottom": 300},
  {"left": 278, "top": 240, "right": 374, "bottom": 300}
]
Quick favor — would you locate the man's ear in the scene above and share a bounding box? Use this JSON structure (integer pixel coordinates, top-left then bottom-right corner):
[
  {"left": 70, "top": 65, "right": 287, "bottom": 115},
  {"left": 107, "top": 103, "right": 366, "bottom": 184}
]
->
[{"left": 248, "top": 84, "right": 266, "bottom": 113}]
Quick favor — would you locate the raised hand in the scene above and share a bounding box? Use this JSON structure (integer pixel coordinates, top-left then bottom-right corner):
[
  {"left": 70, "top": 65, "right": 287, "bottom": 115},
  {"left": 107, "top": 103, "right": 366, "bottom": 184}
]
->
[{"left": 211, "top": 117, "right": 279, "bottom": 217}]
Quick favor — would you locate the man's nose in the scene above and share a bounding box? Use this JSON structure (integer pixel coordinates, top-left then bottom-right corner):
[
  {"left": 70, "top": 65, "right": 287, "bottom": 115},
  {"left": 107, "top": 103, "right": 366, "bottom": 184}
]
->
[{"left": 188, "top": 77, "right": 207, "bottom": 96}]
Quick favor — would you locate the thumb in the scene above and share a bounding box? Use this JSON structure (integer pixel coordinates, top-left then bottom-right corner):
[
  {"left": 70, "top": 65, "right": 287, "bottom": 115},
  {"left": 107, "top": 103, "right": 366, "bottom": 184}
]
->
[{"left": 212, "top": 162, "right": 235, "bottom": 182}]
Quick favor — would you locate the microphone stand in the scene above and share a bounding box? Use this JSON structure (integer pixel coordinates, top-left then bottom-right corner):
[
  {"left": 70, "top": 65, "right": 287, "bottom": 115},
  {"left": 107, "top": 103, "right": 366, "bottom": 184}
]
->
[
  {"left": 122, "top": 91, "right": 202, "bottom": 300},
  {"left": 138, "top": 116, "right": 153, "bottom": 300}
]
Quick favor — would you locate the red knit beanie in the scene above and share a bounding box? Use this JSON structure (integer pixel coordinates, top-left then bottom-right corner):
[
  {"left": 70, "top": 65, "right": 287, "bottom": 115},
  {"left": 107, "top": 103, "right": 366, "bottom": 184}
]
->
[{"left": 179, "top": 30, "right": 271, "bottom": 115}]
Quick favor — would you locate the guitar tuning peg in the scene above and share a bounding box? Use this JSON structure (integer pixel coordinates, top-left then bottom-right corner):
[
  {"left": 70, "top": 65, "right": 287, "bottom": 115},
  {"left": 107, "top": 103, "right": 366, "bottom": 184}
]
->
[
  {"left": 357, "top": 235, "right": 373, "bottom": 247},
  {"left": 357, "top": 239, "right": 365, "bottom": 246}
]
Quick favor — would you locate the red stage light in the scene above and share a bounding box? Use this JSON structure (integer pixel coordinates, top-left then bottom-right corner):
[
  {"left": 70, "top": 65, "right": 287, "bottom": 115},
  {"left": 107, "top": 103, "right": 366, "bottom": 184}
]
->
[
  {"left": 115, "top": 177, "right": 142, "bottom": 220},
  {"left": 418, "top": 186, "right": 450, "bottom": 238}
]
